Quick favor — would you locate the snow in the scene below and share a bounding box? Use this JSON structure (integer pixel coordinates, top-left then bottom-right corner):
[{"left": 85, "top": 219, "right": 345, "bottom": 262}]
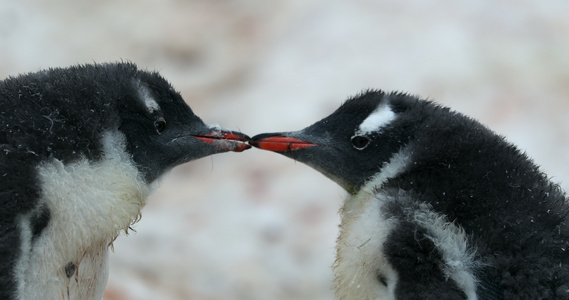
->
[{"left": 2, "top": 1, "right": 569, "bottom": 299}]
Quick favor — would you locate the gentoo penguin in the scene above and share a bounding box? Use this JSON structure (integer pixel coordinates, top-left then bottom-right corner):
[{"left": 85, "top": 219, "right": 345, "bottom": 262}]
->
[
  {"left": 0, "top": 62, "right": 250, "bottom": 300},
  {"left": 251, "top": 90, "right": 569, "bottom": 299}
]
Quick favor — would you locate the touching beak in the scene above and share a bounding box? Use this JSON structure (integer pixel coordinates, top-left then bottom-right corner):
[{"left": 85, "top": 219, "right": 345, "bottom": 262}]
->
[
  {"left": 250, "top": 133, "right": 318, "bottom": 152},
  {"left": 193, "top": 130, "right": 252, "bottom": 152}
]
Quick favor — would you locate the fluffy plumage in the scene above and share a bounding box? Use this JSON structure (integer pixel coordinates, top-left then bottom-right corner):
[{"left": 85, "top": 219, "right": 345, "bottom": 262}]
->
[
  {"left": 251, "top": 90, "right": 569, "bottom": 299},
  {"left": 0, "top": 62, "right": 249, "bottom": 300}
]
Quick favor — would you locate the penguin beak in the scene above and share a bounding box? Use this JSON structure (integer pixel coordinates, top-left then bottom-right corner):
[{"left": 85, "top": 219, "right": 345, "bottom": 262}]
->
[
  {"left": 250, "top": 133, "right": 318, "bottom": 152},
  {"left": 192, "top": 130, "right": 251, "bottom": 152},
  {"left": 250, "top": 132, "right": 362, "bottom": 194}
]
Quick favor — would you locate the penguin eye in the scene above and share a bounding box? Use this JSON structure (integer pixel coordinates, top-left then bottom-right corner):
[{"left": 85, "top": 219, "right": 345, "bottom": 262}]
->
[
  {"left": 154, "top": 118, "right": 166, "bottom": 133},
  {"left": 351, "top": 135, "right": 371, "bottom": 150}
]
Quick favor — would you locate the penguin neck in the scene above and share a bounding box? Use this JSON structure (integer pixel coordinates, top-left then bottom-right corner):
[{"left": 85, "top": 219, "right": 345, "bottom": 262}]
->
[
  {"left": 340, "top": 145, "right": 412, "bottom": 230},
  {"left": 37, "top": 130, "right": 149, "bottom": 245},
  {"left": 333, "top": 147, "right": 412, "bottom": 299},
  {"left": 351, "top": 145, "right": 412, "bottom": 201}
]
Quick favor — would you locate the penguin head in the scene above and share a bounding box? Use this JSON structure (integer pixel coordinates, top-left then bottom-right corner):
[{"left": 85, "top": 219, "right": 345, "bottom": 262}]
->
[
  {"left": 251, "top": 90, "right": 434, "bottom": 194},
  {"left": 1, "top": 62, "right": 252, "bottom": 218},
  {"left": 116, "top": 66, "right": 250, "bottom": 183}
]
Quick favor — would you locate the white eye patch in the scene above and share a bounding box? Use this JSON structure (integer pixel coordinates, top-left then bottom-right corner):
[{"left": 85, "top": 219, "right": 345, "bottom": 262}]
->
[
  {"left": 355, "top": 102, "right": 395, "bottom": 136},
  {"left": 134, "top": 80, "right": 161, "bottom": 113}
]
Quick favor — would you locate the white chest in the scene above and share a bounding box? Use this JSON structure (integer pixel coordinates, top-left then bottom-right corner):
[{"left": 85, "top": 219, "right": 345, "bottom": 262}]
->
[
  {"left": 14, "top": 131, "right": 148, "bottom": 300},
  {"left": 16, "top": 234, "right": 110, "bottom": 300},
  {"left": 333, "top": 191, "right": 399, "bottom": 300},
  {"left": 334, "top": 190, "right": 479, "bottom": 300}
]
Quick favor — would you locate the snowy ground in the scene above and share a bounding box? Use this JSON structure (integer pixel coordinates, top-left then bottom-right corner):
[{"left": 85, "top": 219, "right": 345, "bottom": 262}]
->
[{"left": 2, "top": 1, "right": 569, "bottom": 299}]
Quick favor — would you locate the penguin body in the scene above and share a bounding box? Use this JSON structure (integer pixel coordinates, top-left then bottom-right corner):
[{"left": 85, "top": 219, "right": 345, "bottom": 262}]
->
[
  {"left": 0, "top": 63, "right": 249, "bottom": 300},
  {"left": 252, "top": 91, "right": 569, "bottom": 299}
]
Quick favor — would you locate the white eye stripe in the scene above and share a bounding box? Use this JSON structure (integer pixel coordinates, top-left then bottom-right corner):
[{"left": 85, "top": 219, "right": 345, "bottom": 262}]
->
[
  {"left": 144, "top": 96, "right": 160, "bottom": 113},
  {"left": 356, "top": 103, "right": 395, "bottom": 136},
  {"left": 134, "top": 80, "right": 161, "bottom": 113}
]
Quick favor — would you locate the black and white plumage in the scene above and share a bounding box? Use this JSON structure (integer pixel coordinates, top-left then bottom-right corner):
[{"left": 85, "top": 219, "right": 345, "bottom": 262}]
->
[
  {"left": 251, "top": 90, "right": 569, "bottom": 299},
  {"left": 0, "top": 62, "right": 250, "bottom": 300}
]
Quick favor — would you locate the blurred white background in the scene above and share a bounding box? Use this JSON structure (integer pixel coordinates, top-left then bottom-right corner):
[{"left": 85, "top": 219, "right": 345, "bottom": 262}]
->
[{"left": 2, "top": 1, "right": 569, "bottom": 299}]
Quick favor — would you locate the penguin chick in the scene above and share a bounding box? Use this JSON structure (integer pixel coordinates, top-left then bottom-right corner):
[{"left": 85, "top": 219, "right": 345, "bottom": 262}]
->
[
  {"left": 251, "top": 90, "right": 569, "bottom": 300},
  {"left": 0, "top": 62, "right": 250, "bottom": 300}
]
